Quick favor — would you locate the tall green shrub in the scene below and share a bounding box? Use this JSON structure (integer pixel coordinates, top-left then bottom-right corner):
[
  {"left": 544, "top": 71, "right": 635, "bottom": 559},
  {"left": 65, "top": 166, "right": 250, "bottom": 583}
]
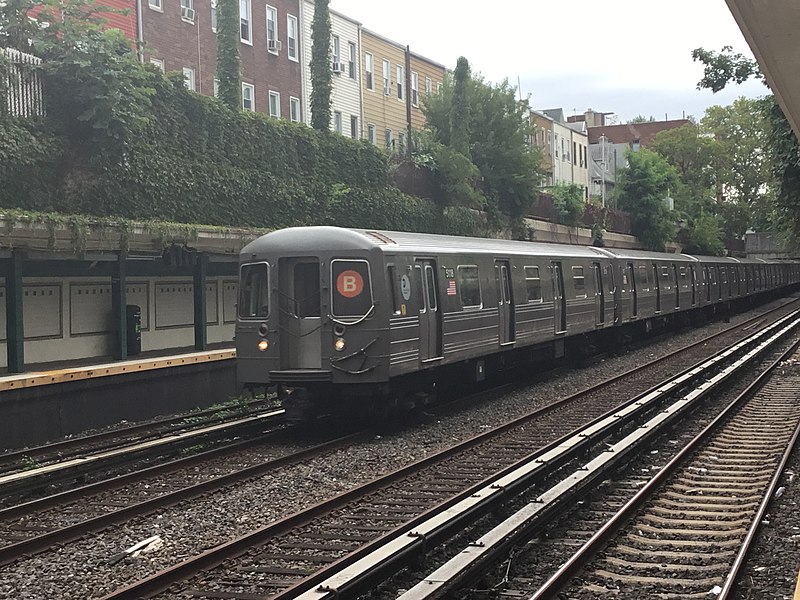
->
[
  {"left": 310, "top": 0, "right": 332, "bottom": 131},
  {"left": 216, "top": 0, "right": 241, "bottom": 110}
]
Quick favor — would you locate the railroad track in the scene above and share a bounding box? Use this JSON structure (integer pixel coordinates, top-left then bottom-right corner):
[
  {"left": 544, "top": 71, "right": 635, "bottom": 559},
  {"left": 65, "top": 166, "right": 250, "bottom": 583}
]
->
[
  {"left": 532, "top": 340, "right": 800, "bottom": 599},
  {"left": 0, "top": 395, "right": 277, "bottom": 476},
  {"left": 0, "top": 406, "right": 286, "bottom": 502},
  {"left": 98, "top": 305, "right": 800, "bottom": 599},
  {"left": 392, "top": 322, "right": 800, "bottom": 600}
]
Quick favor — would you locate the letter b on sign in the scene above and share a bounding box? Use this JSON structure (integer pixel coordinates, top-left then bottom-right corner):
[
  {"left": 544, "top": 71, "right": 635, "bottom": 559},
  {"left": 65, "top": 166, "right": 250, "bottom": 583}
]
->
[{"left": 337, "top": 270, "right": 364, "bottom": 298}]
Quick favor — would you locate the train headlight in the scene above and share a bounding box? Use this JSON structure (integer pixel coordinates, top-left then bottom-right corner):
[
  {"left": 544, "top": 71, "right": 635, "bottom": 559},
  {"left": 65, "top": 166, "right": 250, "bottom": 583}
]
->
[
  {"left": 334, "top": 337, "right": 346, "bottom": 352},
  {"left": 258, "top": 339, "right": 269, "bottom": 352}
]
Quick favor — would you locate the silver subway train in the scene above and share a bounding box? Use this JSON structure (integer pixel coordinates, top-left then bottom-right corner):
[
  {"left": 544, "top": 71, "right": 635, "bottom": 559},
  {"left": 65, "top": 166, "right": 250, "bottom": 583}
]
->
[{"left": 236, "top": 227, "right": 800, "bottom": 418}]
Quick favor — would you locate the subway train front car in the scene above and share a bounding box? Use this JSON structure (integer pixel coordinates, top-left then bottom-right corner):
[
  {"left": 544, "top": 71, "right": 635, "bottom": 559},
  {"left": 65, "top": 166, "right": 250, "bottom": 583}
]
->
[{"left": 236, "top": 227, "right": 391, "bottom": 420}]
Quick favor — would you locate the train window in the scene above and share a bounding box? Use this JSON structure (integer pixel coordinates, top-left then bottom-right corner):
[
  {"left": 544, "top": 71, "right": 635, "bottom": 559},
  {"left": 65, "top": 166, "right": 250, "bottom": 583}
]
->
[
  {"left": 524, "top": 266, "right": 542, "bottom": 302},
  {"left": 238, "top": 262, "right": 269, "bottom": 319},
  {"left": 387, "top": 266, "right": 401, "bottom": 314},
  {"left": 636, "top": 265, "right": 648, "bottom": 290},
  {"left": 414, "top": 266, "right": 425, "bottom": 313},
  {"left": 425, "top": 266, "right": 438, "bottom": 311},
  {"left": 331, "top": 259, "right": 373, "bottom": 319},
  {"left": 661, "top": 266, "right": 670, "bottom": 281},
  {"left": 572, "top": 266, "right": 586, "bottom": 298},
  {"left": 457, "top": 265, "right": 482, "bottom": 308},
  {"left": 294, "top": 262, "right": 320, "bottom": 317}
]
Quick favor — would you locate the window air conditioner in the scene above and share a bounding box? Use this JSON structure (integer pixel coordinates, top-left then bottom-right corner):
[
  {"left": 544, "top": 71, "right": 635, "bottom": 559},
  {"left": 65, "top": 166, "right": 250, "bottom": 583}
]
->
[
  {"left": 268, "top": 39, "right": 282, "bottom": 52},
  {"left": 180, "top": 6, "right": 195, "bottom": 21},
  {"left": 332, "top": 61, "right": 344, "bottom": 73}
]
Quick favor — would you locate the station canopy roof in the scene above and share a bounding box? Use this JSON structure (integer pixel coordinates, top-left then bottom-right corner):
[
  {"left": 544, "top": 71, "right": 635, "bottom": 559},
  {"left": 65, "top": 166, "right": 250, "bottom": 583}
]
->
[{"left": 727, "top": 0, "right": 800, "bottom": 140}]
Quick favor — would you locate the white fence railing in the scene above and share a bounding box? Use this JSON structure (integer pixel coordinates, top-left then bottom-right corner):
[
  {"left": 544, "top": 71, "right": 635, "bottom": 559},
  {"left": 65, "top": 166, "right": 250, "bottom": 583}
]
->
[{"left": 2, "top": 47, "right": 45, "bottom": 117}]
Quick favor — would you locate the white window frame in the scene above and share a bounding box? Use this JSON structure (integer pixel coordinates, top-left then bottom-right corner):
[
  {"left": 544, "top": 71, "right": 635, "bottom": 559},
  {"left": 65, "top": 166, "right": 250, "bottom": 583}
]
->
[
  {"left": 398, "top": 130, "right": 406, "bottom": 152},
  {"left": 182, "top": 67, "right": 195, "bottom": 91},
  {"left": 334, "top": 110, "right": 343, "bottom": 134},
  {"left": 367, "top": 123, "right": 376, "bottom": 144},
  {"left": 213, "top": 78, "right": 219, "bottom": 97},
  {"left": 287, "top": 14, "right": 298, "bottom": 61},
  {"left": 180, "top": 0, "right": 194, "bottom": 22},
  {"left": 269, "top": 90, "right": 280, "bottom": 117},
  {"left": 150, "top": 57, "right": 165, "bottom": 72},
  {"left": 385, "top": 128, "right": 393, "bottom": 150},
  {"left": 348, "top": 41, "right": 356, "bottom": 79},
  {"left": 382, "top": 59, "right": 390, "bottom": 95},
  {"left": 240, "top": 0, "right": 252, "bottom": 44},
  {"left": 411, "top": 71, "right": 418, "bottom": 106},
  {"left": 332, "top": 34, "right": 340, "bottom": 65},
  {"left": 210, "top": 0, "right": 217, "bottom": 31},
  {"left": 242, "top": 82, "right": 255, "bottom": 111},
  {"left": 148, "top": 0, "right": 162, "bottom": 12},
  {"left": 425, "top": 76, "right": 432, "bottom": 96},
  {"left": 266, "top": 5, "right": 278, "bottom": 52},
  {"left": 365, "top": 52, "right": 373, "bottom": 90},
  {"left": 289, "top": 96, "right": 300, "bottom": 122},
  {"left": 396, "top": 65, "right": 404, "bottom": 100},
  {"left": 350, "top": 115, "right": 358, "bottom": 139}
]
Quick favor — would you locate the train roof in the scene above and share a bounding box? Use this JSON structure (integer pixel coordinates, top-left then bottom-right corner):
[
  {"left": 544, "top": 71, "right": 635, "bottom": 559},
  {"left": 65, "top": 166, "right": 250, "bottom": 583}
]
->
[{"left": 242, "top": 226, "right": 609, "bottom": 259}]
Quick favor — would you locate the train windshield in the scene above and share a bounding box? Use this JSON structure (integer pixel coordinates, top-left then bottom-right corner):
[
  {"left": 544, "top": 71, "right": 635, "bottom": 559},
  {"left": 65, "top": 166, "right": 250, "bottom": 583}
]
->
[
  {"left": 239, "top": 262, "right": 270, "bottom": 319},
  {"left": 331, "top": 259, "right": 373, "bottom": 319}
]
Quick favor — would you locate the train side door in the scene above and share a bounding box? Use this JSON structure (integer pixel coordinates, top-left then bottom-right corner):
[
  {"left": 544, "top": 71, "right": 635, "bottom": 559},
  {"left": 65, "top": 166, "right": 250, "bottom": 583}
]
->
[
  {"left": 495, "top": 260, "right": 515, "bottom": 345},
  {"left": 627, "top": 262, "right": 637, "bottom": 318},
  {"left": 416, "top": 259, "right": 442, "bottom": 361},
  {"left": 690, "top": 265, "right": 697, "bottom": 306},
  {"left": 652, "top": 263, "right": 661, "bottom": 313},
  {"left": 278, "top": 258, "right": 321, "bottom": 369},
  {"left": 593, "top": 262, "right": 604, "bottom": 326},
  {"left": 673, "top": 264, "right": 680, "bottom": 308},
  {"left": 551, "top": 262, "right": 567, "bottom": 334}
]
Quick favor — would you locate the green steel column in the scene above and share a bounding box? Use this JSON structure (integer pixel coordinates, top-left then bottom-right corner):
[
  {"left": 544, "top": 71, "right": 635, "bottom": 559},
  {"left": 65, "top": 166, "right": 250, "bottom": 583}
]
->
[
  {"left": 193, "top": 254, "right": 207, "bottom": 350},
  {"left": 6, "top": 252, "right": 24, "bottom": 373},
  {"left": 112, "top": 252, "right": 128, "bottom": 360}
]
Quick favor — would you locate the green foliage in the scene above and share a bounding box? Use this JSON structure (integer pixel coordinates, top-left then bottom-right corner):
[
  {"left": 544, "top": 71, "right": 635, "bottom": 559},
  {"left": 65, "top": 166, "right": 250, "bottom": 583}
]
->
[
  {"left": 614, "top": 149, "right": 679, "bottom": 251},
  {"left": 691, "top": 46, "right": 763, "bottom": 93},
  {"left": 628, "top": 115, "right": 656, "bottom": 124},
  {"left": 683, "top": 212, "right": 725, "bottom": 255},
  {"left": 548, "top": 183, "right": 585, "bottom": 226},
  {"left": 769, "top": 98, "right": 800, "bottom": 249},
  {"left": 649, "top": 123, "right": 720, "bottom": 211},
  {"left": 423, "top": 68, "right": 541, "bottom": 221},
  {"left": 216, "top": 0, "right": 241, "bottom": 110},
  {"left": 412, "top": 131, "right": 482, "bottom": 209},
  {"left": 310, "top": 0, "right": 332, "bottom": 131},
  {"left": 450, "top": 57, "right": 471, "bottom": 158}
]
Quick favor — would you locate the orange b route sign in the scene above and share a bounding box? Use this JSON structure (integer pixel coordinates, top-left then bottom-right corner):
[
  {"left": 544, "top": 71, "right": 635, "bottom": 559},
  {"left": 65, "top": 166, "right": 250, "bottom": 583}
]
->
[{"left": 336, "top": 270, "right": 364, "bottom": 298}]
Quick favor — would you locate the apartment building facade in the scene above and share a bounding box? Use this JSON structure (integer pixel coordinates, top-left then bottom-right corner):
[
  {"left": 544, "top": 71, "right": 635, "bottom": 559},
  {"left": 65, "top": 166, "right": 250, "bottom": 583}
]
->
[
  {"left": 407, "top": 52, "right": 445, "bottom": 132},
  {"left": 536, "top": 108, "right": 589, "bottom": 198},
  {"left": 140, "top": 0, "right": 303, "bottom": 119},
  {"left": 299, "top": 2, "right": 361, "bottom": 136}
]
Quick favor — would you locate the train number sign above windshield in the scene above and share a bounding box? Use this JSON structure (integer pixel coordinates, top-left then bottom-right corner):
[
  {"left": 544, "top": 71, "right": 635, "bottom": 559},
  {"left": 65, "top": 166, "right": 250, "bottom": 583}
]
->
[{"left": 332, "top": 260, "right": 373, "bottom": 318}]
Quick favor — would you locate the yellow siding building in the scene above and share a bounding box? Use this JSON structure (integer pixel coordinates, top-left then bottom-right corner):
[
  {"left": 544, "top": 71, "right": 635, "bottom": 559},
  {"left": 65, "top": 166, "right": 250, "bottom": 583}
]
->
[
  {"left": 408, "top": 52, "right": 446, "bottom": 132},
  {"left": 360, "top": 29, "right": 408, "bottom": 151}
]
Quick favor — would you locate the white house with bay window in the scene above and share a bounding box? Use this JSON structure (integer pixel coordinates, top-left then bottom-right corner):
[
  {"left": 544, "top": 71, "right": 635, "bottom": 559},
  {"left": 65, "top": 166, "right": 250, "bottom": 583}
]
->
[{"left": 299, "top": 1, "right": 361, "bottom": 137}]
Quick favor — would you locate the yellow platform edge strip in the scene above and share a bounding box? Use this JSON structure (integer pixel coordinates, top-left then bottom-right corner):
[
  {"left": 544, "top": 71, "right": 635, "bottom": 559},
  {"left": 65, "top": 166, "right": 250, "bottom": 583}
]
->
[{"left": 0, "top": 349, "right": 237, "bottom": 392}]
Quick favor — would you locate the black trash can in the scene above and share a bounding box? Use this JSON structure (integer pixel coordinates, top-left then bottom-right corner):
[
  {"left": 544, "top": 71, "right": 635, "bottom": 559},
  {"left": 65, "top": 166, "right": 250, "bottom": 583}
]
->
[{"left": 126, "top": 305, "right": 142, "bottom": 356}]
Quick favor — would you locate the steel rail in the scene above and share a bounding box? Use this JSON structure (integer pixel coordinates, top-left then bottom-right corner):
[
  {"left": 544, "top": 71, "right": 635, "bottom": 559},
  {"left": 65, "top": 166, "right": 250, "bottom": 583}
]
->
[
  {"left": 100, "top": 309, "right": 800, "bottom": 600},
  {"left": 0, "top": 430, "right": 365, "bottom": 566},
  {"left": 0, "top": 395, "right": 276, "bottom": 471},
  {"left": 527, "top": 330, "right": 800, "bottom": 599},
  {"left": 0, "top": 409, "right": 285, "bottom": 493}
]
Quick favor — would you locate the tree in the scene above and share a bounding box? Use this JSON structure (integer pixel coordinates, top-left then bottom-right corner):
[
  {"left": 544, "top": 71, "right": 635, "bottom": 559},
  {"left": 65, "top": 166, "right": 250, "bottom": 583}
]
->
[
  {"left": 628, "top": 115, "right": 656, "bottom": 124},
  {"left": 310, "top": 0, "right": 332, "bottom": 131},
  {"left": 702, "top": 97, "right": 776, "bottom": 233},
  {"left": 423, "top": 69, "right": 542, "bottom": 222},
  {"left": 614, "top": 148, "right": 679, "bottom": 251},
  {"left": 549, "top": 183, "right": 584, "bottom": 226},
  {"left": 216, "top": 0, "right": 241, "bottom": 111},
  {"left": 450, "top": 57, "right": 471, "bottom": 158},
  {"left": 649, "top": 123, "right": 720, "bottom": 211},
  {"left": 691, "top": 46, "right": 763, "bottom": 93},
  {"left": 683, "top": 212, "right": 725, "bottom": 255}
]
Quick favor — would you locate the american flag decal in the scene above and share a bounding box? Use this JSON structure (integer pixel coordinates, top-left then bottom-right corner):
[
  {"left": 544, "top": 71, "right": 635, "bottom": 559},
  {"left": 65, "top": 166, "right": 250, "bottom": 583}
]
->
[{"left": 446, "top": 279, "right": 457, "bottom": 296}]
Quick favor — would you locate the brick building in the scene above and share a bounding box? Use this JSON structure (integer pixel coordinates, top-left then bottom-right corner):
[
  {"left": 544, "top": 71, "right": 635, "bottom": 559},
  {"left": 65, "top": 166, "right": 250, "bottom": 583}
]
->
[{"left": 141, "top": 0, "right": 303, "bottom": 120}]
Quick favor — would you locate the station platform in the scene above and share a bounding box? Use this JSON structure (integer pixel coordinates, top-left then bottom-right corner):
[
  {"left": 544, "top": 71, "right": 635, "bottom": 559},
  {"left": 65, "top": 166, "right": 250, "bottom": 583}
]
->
[{"left": 1, "top": 346, "right": 238, "bottom": 450}]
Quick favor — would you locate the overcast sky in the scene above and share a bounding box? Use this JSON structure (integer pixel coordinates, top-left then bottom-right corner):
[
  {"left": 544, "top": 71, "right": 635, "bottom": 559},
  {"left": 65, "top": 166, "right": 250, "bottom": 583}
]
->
[{"left": 328, "top": 0, "right": 768, "bottom": 123}]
